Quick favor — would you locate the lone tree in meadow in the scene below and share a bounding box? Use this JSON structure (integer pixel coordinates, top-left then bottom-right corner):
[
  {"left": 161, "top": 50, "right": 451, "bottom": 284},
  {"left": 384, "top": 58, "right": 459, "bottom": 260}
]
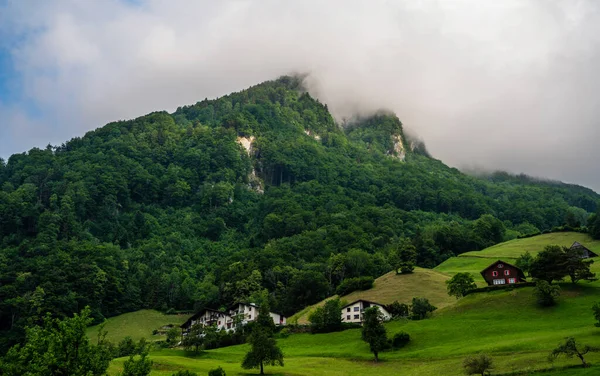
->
[
  {"left": 548, "top": 337, "right": 598, "bottom": 368},
  {"left": 410, "top": 297, "right": 437, "bottom": 320},
  {"left": 361, "top": 306, "right": 388, "bottom": 362},
  {"left": 241, "top": 302, "right": 284, "bottom": 375},
  {"left": 446, "top": 272, "right": 477, "bottom": 298},
  {"left": 463, "top": 354, "right": 493, "bottom": 376},
  {"left": 533, "top": 280, "right": 560, "bottom": 307}
]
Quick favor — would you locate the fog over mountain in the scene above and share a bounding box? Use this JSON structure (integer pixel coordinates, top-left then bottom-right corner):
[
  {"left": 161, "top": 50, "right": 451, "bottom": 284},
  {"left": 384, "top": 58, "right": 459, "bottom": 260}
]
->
[{"left": 1, "top": 0, "right": 600, "bottom": 191}]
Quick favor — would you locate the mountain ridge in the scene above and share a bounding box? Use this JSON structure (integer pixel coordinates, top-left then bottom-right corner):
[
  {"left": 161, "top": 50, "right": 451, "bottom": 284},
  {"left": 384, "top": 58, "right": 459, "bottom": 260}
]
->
[{"left": 1, "top": 75, "right": 599, "bottom": 352}]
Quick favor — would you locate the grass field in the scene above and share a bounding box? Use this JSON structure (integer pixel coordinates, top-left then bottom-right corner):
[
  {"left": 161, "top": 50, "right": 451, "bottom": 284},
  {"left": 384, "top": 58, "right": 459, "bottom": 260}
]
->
[
  {"left": 86, "top": 310, "right": 189, "bottom": 343},
  {"left": 289, "top": 268, "right": 455, "bottom": 324},
  {"left": 102, "top": 232, "right": 600, "bottom": 375},
  {"left": 107, "top": 284, "right": 600, "bottom": 375},
  {"left": 435, "top": 232, "right": 600, "bottom": 284}
]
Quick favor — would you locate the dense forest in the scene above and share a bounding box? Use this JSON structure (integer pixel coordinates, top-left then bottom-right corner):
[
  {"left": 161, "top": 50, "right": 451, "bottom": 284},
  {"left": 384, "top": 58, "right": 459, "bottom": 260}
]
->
[{"left": 1, "top": 76, "right": 599, "bottom": 352}]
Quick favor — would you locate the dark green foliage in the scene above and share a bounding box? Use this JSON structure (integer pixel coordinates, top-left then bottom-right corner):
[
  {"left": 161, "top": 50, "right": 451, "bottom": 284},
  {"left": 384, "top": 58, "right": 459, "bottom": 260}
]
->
[
  {"left": 463, "top": 354, "right": 493, "bottom": 375},
  {"left": 386, "top": 301, "right": 410, "bottom": 318},
  {"left": 389, "top": 238, "right": 417, "bottom": 274},
  {"left": 242, "top": 303, "right": 283, "bottom": 375},
  {"left": 516, "top": 251, "right": 534, "bottom": 276},
  {"left": 446, "top": 272, "right": 477, "bottom": 298},
  {"left": 1, "top": 76, "right": 599, "bottom": 351},
  {"left": 308, "top": 298, "right": 343, "bottom": 333},
  {"left": 335, "top": 276, "right": 374, "bottom": 296},
  {"left": 361, "top": 306, "right": 388, "bottom": 362},
  {"left": 592, "top": 302, "right": 600, "bottom": 328},
  {"left": 530, "top": 245, "right": 595, "bottom": 283},
  {"left": 208, "top": 366, "right": 226, "bottom": 376},
  {"left": 118, "top": 337, "right": 137, "bottom": 357},
  {"left": 182, "top": 324, "right": 204, "bottom": 352},
  {"left": 120, "top": 350, "right": 152, "bottom": 376},
  {"left": 166, "top": 327, "right": 180, "bottom": 345},
  {"left": 389, "top": 331, "right": 410, "bottom": 349},
  {"left": 534, "top": 280, "right": 560, "bottom": 307},
  {"left": 0, "top": 306, "right": 113, "bottom": 376},
  {"left": 410, "top": 297, "right": 437, "bottom": 320},
  {"left": 548, "top": 337, "right": 598, "bottom": 368}
]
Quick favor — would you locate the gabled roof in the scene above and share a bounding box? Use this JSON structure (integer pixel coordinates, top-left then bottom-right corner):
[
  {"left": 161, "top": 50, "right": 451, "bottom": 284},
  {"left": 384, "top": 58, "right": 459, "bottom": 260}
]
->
[
  {"left": 229, "top": 302, "right": 285, "bottom": 317},
  {"left": 480, "top": 260, "right": 526, "bottom": 280},
  {"left": 180, "top": 308, "right": 229, "bottom": 328},
  {"left": 341, "top": 299, "right": 386, "bottom": 310},
  {"left": 570, "top": 242, "right": 598, "bottom": 257}
]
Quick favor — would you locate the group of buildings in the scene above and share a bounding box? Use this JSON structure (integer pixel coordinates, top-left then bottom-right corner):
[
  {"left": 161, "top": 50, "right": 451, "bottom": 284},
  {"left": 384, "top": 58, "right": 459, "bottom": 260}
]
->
[{"left": 182, "top": 242, "right": 597, "bottom": 333}]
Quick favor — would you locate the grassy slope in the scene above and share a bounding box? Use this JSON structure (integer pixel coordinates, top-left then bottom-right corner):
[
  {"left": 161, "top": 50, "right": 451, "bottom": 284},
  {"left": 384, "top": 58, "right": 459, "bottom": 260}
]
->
[
  {"left": 435, "top": 232, "right": 600, "bottom": 285},
  {"left": 107, "top": 284, "right": 600, "bottom": 375},
  {"left": 104, "top": 232, "right": 600, "bottom": 375},
  {"left": 86, "top": 310, "right": 190, "bottom": 343},
  {"left": 289, "top": 267, "right": 455, "bottom": 324}
]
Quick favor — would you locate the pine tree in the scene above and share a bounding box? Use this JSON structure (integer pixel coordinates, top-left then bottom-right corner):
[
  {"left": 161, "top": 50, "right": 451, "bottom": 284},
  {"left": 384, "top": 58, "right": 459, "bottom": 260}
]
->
[{"left": 241, "top": 303, "right": 284, "bottom": 374}]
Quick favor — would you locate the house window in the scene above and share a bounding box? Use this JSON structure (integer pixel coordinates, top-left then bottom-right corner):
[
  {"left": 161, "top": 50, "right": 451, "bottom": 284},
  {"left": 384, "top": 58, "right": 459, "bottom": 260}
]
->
[
  {"left": 249, "top": 315, "right": 252, "bottom": 320},
  {"left": 346, "top": 315, "right": 350, "bottom": 320},
  {"left": 218, "top": 321, "right": 221, "bottom": 325},
  {"left": 354, "top": 314, "right": 359, "bottom": 320},
  {"left": 498, "top": 264, "right": 504, "bottom": 268},
  {"left": 347, "top": 308, "right": 351, "bottom": 312},
  {"left": 493, "top": 279, "right": 505, "bottom": 285},
  {"left": 353, "top": 307, "right": 359, "bottom": 312},
  {"left": 492, "top": 271, "right": 498, "bottom": 277},
  {"left": 504, "top": 270, "right": 510, "bottom": 276},
  {"left": 508, "top": 278, "right": 516, "bottom": 284}
]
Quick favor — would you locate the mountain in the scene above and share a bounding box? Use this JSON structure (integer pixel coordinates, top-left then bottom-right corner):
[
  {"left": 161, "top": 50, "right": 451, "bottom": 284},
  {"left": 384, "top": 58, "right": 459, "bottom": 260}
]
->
[{"left": 0, "top": 75, "right": 598, "bottom": 351}]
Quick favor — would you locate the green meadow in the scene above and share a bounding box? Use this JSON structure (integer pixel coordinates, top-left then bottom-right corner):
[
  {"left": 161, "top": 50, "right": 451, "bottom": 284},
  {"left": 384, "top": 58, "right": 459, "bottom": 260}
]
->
[{"left": 93, "top": 232, "right": 600, "bottom": 375}]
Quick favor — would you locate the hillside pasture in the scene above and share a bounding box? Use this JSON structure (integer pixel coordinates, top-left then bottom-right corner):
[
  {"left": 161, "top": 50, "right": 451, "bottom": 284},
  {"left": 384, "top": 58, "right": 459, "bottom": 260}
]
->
[
  {"left": 289, "top": 267, "right": 455, "bottom": 324},
  {"left": 86, "top": 310, "right": 190, "bottom": 343}
]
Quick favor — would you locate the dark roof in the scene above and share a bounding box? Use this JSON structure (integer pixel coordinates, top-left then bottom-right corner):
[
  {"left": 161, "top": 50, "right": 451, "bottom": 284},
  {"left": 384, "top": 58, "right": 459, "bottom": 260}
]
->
[
  {"left": 480, "top": 260, "right": 526, "bottom": 280},
  {"left": 570, "top": 242, "right": 598, "bottom": 257},
  {"left": 180, "top": 308, "right": 228, "bottom": 328},
  {"left": 341, "top": 299, "right": 387, "bottom": 310}
]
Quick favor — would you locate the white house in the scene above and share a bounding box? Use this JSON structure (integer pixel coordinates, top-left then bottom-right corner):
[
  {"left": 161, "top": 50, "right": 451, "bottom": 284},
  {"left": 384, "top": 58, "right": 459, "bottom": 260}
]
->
[
  {"left": 229, "top": 302, "right": 286, "bottom": 326},
  {"left": 341, "top": 299, "right": 391, "bottom": 324},
  {"left": 181, "top": 302, "right": 286, "bottom": 335}
]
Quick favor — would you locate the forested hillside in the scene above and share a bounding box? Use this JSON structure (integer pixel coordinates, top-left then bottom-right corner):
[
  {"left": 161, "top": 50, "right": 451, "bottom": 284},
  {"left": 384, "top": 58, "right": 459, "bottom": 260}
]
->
[{"left": 0, "top": 76, "right": 598, "bottom": 352}]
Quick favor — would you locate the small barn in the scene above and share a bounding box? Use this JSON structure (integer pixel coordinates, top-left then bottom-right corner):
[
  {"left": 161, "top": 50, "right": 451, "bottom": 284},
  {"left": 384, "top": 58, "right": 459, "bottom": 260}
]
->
[
  {"left": 480, "top": 260, "right": 526, "bottom": 286},
  {"left": 570, "top": 242, "right": 598, "bottom": 258}
]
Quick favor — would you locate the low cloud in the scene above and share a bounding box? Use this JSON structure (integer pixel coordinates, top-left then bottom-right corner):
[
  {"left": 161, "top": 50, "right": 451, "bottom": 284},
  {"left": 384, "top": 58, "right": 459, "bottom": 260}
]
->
[{"left": 1, "top": 0, "right": 600, "bottom": 191}]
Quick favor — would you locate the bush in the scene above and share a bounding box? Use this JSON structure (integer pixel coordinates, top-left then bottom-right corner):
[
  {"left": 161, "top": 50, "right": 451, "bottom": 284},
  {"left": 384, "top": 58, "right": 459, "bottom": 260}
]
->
[
  {"left": 309, "top": 298, "right": 343, "bottom": 333},
  {"left": 208, "top": 366, "right": 226, "bottom": 376},
  {"left": 463, "top": 354, "right": 493, "bottom": 375},
  {"left": 335, "top": 276, "right": 374, "bottom": 296},
  {"left": 278, "top": 327, "right": 291, "bottom": 338},
  {"left": 386, "top": 301, "right": 409, "bottom": 318},
  {"left": 410, "top": 297, "right": 437, "bottom": 320},
  {"left": 534, "top": 280, "right": 560, "bottom": 307},
  {"left": 389, "top": 331, "right": 410, "bottom": 349},
  {"left": 117, "top": 336, "right": 137, "bottom": 357}
]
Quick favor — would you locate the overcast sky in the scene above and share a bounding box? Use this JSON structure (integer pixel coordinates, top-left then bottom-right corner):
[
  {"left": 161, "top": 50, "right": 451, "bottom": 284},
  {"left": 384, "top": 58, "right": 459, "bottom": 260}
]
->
[{"left": 1, "top": 0, "right": 600, "bottom": 191}]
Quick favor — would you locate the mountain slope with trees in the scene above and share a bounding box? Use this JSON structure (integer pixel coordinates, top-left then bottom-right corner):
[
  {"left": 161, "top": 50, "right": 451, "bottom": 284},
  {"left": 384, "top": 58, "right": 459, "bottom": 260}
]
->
[{"left": 0, "top": 75, "right": 598, "bottom": 352}]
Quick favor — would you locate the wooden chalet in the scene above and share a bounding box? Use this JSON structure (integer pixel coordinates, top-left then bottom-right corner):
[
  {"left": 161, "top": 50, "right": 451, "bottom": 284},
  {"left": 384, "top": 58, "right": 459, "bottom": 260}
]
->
[
  {"left": 570, "top": 242, "right": 598, "bottom": 258},
  {"left": 480, "top": 260, "right": 526, "bottom": 286}
]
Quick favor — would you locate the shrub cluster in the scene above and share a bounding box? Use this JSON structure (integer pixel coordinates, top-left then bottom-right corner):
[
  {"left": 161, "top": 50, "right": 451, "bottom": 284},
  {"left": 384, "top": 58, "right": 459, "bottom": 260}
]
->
[{"left": 335, "top": 276, "right": 375, "bottom": 296}]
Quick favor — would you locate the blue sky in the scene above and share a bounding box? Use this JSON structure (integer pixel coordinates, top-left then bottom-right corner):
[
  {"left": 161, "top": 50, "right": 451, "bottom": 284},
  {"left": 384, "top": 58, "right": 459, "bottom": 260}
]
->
[{"left": 1, "top": 0, "right": 600, "bottom": 192}]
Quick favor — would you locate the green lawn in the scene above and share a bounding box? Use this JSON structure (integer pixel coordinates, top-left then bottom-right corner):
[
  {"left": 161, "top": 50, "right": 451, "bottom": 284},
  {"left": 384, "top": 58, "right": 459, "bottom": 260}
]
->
[
  {"left": 107, "top": 284, "right": 600, "bottom": 375},
  {"left": 86, "top": 310, "right": 190, "bottom": 343},
  {"left": 103, "top": 232, "right": 600, "bottom": 375}
]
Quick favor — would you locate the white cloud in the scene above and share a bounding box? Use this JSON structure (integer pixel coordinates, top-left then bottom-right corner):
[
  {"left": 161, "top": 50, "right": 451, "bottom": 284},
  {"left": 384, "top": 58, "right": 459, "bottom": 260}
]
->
[{"left": 1, "top": 0, "right": 600, "bottom": 191}]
